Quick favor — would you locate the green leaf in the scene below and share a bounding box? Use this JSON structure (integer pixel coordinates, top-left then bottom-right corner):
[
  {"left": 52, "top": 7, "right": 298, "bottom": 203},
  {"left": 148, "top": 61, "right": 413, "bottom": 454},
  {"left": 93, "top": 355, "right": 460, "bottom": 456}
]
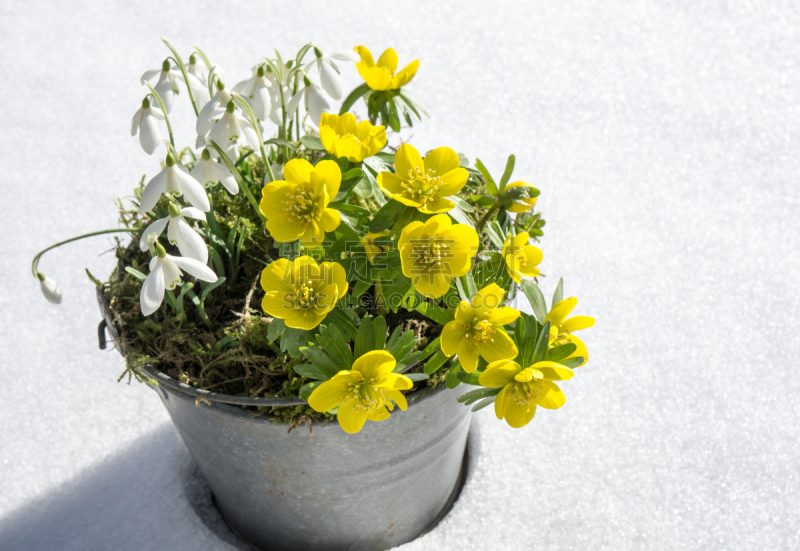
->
[
  {"left": 454, "top": 277, "right": 469, "bottom": 302},
  {"left": 445, "top": 362, "right": 462, "bottom": 389},
  {"left": 369, "top": 199, "right": 411, "bottom": 233},
  {"left": 498, "top": 154, "right": 516, "bottom": 192},
  {"left": 520, "top": 280, "right": 547, "bottom": 324},
  {"left": 557, "top": 357, "right": 584, "bottom": 368},
  {"left": 125, "top": 267, "right": 147, "bottom": 282},
  {"left": 470, "top": 195, "right": 495, "bottom": 208},
  {"left": 515, "top": 316, "right": 528, "bottom": 367},
  {"left": 462, "top": 273, "right": 477, "bottom": 298},
  {"left": 200, "top": 276, "right": 226, "bottom": 302},
  {"left": 300, "top": 135, "right": 325, "bottom": 151},
  {"left": 316, "top": 324, "right": 353, "bottom": 368},
  {"left": 293, "top": 363, "right": 329, "bottom": 381},
  {"left": 475, "top": 158, "right": 498, "bottom": 195},
  {"left": 424, "top": 349, "right": 449, "bottom": 375},
  {"left": 447, "top": 205, "right": 474, "bottom": 228},
  {"left": 450, "top": 195, "right": 474, "bottom": 213},
  {"left": 532, "top": 320, "right": 551, "bottom": 363},
  {"left": 267, "top": 318, "right": 286, "bottom": 341},
  {"left": 281, "top": 328, "right": 309, "bottom": 357},
  {"left": 387, "top": 330, "right": 416, "bottom": 362},
  {"left": 339, "top": 83, "right": 370, "bottom": 114},
  {"left": 300, "top": 345, "right": 340, "bottom": 378},
  {"left": 552, "top": 278, "right": 564, "bottom": 307},
  {"left": 457, "top": 369, "right": 482, "bottom": 386},
  {"left": 331, "top": 202, "right": 370, "bottom": 227},
  {"left": 416, "top": 301, "right": 455, "bottom": 325},
  {"left": 299, "top": 381, "right": 319, "bottom": 401},
  {"left": 419, "top": 336, "right": 441, "bottom": 362},
  {"left": 264, "top": 137, "right": 297, "bottom": 150},
  {"left": 322, "top": 307, "right": 358, "bottom": 341},
  {"left": 458, "top": 153, "right": 469, "bottom": 167},
  {"left": 485, "top": 224, "right": 504, "bottom": 249},
  {"left": 404, "top": 373, "right": 429, "bottom": 382},
  {"left": 471, "top": 395, "right": 497, "bottom": 412},
  {"left": 544, "top": 343, "right": 577, "bottom": 362},
  {"left": 372, "top": 316, "right": 387, "bottom": 350},
  {"left": 457, "top": 387, "right": 500, "bottom": 404},
  {"left": 354, "top": 317, "right": 375, "bottom": 358}
]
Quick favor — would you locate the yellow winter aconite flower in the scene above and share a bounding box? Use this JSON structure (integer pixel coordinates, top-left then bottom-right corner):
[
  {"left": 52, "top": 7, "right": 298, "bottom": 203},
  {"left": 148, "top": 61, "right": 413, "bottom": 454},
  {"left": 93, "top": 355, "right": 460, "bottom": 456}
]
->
[
  {"left": 260, "top": 256, "right": 348, "bottom": 330},
  {"left": 479, "top": 360, "right": 573, "bottom": 429},
  {"left": 398, "top": 214, "right": 479, "bottom": 298},
  {"left": 354, "top": 46, "right": 419, "bottom": 91},
  {"left": 441, "top": 283, "right": 520, "bottom": 373},
  {"left": 361, "top": 230, "right": 392, "bottom": 262},
  {"left": 378, "top": 144, "right": 468, "bottom": 214},
  {"left": 319, "top": 113, "right": 386, "bottom": 162},
  {"left": 259, "top": 159, "right": 341, "bottom": 246},
  {"left": 503, "top": 181, "right": 539, "bottom": 213},
  {"left": 308, "top": 350, "right": 414, "bottom": 433},
  {"left": 502, "top": 232, "right": 543, "bottom": 283},
  {"left": 545, "top": 297, "right": 594, "bottom": 367}
]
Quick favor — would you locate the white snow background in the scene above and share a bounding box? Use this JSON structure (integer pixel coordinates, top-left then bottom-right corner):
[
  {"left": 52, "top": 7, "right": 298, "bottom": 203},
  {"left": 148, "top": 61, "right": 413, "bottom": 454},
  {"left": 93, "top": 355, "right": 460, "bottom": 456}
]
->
[{"left": 2, "top": 0, "right": 800, "bottom": 549}]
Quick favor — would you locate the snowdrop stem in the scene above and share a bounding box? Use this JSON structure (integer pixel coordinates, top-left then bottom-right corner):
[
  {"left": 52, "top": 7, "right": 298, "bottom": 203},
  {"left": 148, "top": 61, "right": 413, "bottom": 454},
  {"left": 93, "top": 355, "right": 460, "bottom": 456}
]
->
[
  {"left": 162, "top": 39, "right": 200, "bottom": 117},
  {"left": 31, "top": 228, "right": 141, "bottom": 279},
  {"left": 230, "top": 92, "right": 274, "bottom": 186},
  {"left": 192, "top": 44, "right": 214, "bottom": 70},
  {"left": 144, "top": 82, "right": 174, "bottom": 147}
]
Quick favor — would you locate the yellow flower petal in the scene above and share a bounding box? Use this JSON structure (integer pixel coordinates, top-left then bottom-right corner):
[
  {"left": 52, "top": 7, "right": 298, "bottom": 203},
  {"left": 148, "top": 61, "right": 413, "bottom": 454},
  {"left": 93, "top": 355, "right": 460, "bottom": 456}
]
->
[
  {"left": 283, "top": 158, "right": 313, "bottom": 185},
  {"left": 261, "top": 291, "right": 289, "bottom": 318},
  {"left": 353, "top": 350, "right": 396, "bottom": 380},
  {"left": 489, "top": 307, "right": 520, "bottom": 327},
  {"left": 319, "top": 261, "right": 348, "bottom": 298},
  {"left": 566, "top": 334, "right": 589, "bottom": 366},
  {"left": 313, "top": 160, "right": 341, "bottom": 199},
  {"left": 377, "top": 171, "right": 406, "bottom": 195},
  {"left": 457, "top": 338, "right": 480, "bottom": 373},
  {"left": 436, "top": 167, "right": 469, "bottom": 196},
  {"left": 299, "top": 220, "right": 326, "bottom": 246},
  {"left": 537, "top": 381, "right": 565, "bottom": 410},
  {"left": 318, "top": 207, "right": 341, "bottom": 233},
  {"left": 367, "top": 404, "right": 391, "bottom": 422},
  {"left": 442, "top": 223, "right": 479, "bottom": 254},
  {"left": 394, "top": 59, "right": 419, "bottom": 88},
  {"left": 260, "top": 258, "right": 293, "bottom": 293},
  {"left": 259, "top": 181, "right": 292, "bottom": 218},
  {"left": 284, "top": 308, "right": 326, "bottom": 330},
  {"left": 266, "top": 213, "right": 304, "bottom": 243},
  {"left": 376, "top": 48, "right": 398, "bottom": 72},
  {"left": 503, "top": 399, "right": 536, "bottom": 428},
  {"left": 494, "top": 386, "right": 510, "bottom": 420},
  {"left": 378, "top": 373, "right": 413, "bottom": 390},
  {"left": 308, "top": 380, "right": 345, "bottom": 412},
  {"left": 479, "top": 329, "right": 518, "bottom": 363},
  {"left": 423, "top": 147, "right": 460, "bottom": 177},
  {"left": 418, "top": 196, "right": 454, "bottom": 214},
  {"left": 337, "top": 400, "right": 369, "bottom": 433},
  {"left": 412, "top": 272, "right": 451, "bottom": 299},
  {"left": 546, "top": 297, "right": 578, "bottom": 326},
  {"left": 386, "top": 389, "right": 408, "bottom": 411},
  {"left": 454, "top": 301, "right": 474, "bottom": 324},
  {"left": 394, "top": 143, "right": 424, "bottom": 177},
  {"left": 354, "top": 46, "right": 374, "bottom": 67},
  {"left": 319, "top": 125, "right": 337, "bottom": 155},
  {"left": 561, "top": 315, "right": 595, "bottom": 333},
  {"left": 531, "top": 361, "right": 575, "bottom": 381},
  {"left": 441, "top": 320, "right": 468, "bottom": 356},
  {"left": 479, "top": 360, "right": 521, "bottom": 387},
  {"left": 471, "top": 283, "right": 505, "bottom": 313}
]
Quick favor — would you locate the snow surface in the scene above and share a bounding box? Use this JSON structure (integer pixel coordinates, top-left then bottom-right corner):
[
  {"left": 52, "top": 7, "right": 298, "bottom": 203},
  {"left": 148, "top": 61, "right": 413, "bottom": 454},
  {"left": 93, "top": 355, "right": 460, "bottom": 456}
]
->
[{"left": 2, "top": 0, "right": 800, "bottom": 549}]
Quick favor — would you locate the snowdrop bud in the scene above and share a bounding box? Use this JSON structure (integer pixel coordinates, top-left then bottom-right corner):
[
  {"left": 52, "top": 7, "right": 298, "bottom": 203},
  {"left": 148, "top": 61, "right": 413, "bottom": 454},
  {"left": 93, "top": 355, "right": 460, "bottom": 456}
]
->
[
  {"left": 303, "top": 74, "right": 313, "bottom": 87},
  {"left": 37, "top": 272, "right": 62, "bottom": 304},
  {"left": 166, "top": 153, "right": 176, "bottom": 167},
  {"left": 161, "top": 59, "right": 170, "bottom": 72},
  {"left": 314, "top": 46, "right": 323, "bottom": 58},
  {"left": 156, "top": 242, "right": 167, "bottom": 258},
  {"left": 189, "top": 53, "right": 197, "bottom": 65},
  {"left": 168, "top": 202, "right": 181, "bottom": 218},
  {"left": 256, "top": 66, "right": 265, "bottom": 78},
  {"left": 216, "top": 78, "right": 225, "bottom": 91},
  {"left": 201, "top": 148, "right": 211, "bottom": 161},
  {"left": 226, "top": 100, "right": 235, "bottom": 113},
  {"left": 286, "top": 60, "right": 294, "bottom": 69},
  {"left": 142, "top": 97, "right": 150, "bottom": 109}
]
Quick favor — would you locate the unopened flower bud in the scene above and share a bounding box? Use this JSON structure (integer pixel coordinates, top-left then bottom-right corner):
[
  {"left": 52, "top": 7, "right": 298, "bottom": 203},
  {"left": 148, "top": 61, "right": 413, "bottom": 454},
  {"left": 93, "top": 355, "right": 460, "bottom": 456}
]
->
[
  {"left": 189, "top": 53, "right": 197, "bottom": 64},
  {"left": 37, "top": 273, "right": 62, "bottom": 304}
]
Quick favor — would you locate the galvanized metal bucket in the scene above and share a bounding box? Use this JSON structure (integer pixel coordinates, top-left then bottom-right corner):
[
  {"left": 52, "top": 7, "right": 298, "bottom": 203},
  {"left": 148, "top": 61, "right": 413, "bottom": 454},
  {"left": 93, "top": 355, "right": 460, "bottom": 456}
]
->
[{"left": 97, "top": 290, "right": 472, "bottom": 551}]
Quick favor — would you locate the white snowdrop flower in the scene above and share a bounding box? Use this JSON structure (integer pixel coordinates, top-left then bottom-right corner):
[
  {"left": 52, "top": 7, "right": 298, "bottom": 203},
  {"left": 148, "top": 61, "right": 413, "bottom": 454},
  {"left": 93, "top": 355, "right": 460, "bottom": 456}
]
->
[
  {"left": 139, "top": 203, "right": 209, "bottom": 263},
  {"left": 190, "top": 148, "right": 239, "bottom": 194},
  {"left": 233, "top": 65, "right": 273, "bottom": 120},
  {"left": 270, "top": 85, "right": 305, "bottom": 125},
  {"left": 303, "top": 77, "right": 332, "bottom": 127},
  {"left": 186, "top": 71, "right": 210, "bottom": 110},
  {"left": 141, "top": 60, "right": 181, "bottom": 113},
  {"left": 208, "top": 100, "right": 261, "bottom": 160},
  {"left": 37, "top": 273, "right": 62, "bottom": 304},
  {"left": 270, "top": 160, "right": 284, "bottom": 180},
  {"left": 140, "top": 242, "right": 217, "bottom": 316},
  {"left": 139, "top": 154, "right": 210, "bottom": 214},
  {"left": 187, "top": 54, "right": 207, "bottom": 83},
  {"left": 304, "top": 47, "right": 360, "bottom": 101},
  {"left": 197, "top": 82, "right": 233, "bottom": 137},
  {"left": 130, "top": 97, "right": 164, "bottom": 155}
]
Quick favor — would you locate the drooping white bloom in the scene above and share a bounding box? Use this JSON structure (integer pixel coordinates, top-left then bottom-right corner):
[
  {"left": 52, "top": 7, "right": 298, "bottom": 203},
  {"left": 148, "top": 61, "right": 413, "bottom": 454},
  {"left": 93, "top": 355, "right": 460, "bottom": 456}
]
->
[
  {"left": 139, "top": 203, "right": 209, "bottom": 263},
  {"left": 208, "top": 100, "right": 261, "bottom": 160},
  {"left": 270, "top": 85, "right": 304, "bottom": 125},
  {"left": 187, "top": 54, "right": 208, "bottom": 83},
  {"left": 140, "top": 243, "right": 217, "bottom": 316},
  {"left": 190, "top": 148, "right": 239, "bottom": 194},
  {"left": 233, "top": 65, "right": 273, "bottom": 120},
  {"left": 270, "top": 161, "right": 284, "bottom": 180},
  {"left": 38, "top": 273, "right": 62, "bottom": 304},
  {"left": 139, "top": 154, "right": 210, "bottom": 214},
  {"left": 130, "top": 97, "right": 164, "bottom": 155},
  {"left": 141, "top": 60, "right": 181, "bottom": 113},
  {"left": 197, "top": 84, "right": 233, "bottom": 137},
  {"left": 304, "top": 47, "right": 360, "bottom": 101},
  {"left": 304, "top": 79, "right": 332, "bottom": 127}
]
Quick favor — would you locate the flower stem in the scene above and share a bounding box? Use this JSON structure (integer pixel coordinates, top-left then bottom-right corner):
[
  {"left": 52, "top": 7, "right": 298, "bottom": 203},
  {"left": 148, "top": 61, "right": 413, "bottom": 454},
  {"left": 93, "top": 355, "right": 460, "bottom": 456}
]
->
[
  {"left": 144, "top": 83, "right": 174, "bottom": 147},
  {"left": 475, "top": 202, "right": 500, "bottom": 233},
  {"left": 163, "top": 39, "right": 200, "bottom": 116},
  {"left": 31, "top": 228, "right": 141, "bottom": 278}
]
